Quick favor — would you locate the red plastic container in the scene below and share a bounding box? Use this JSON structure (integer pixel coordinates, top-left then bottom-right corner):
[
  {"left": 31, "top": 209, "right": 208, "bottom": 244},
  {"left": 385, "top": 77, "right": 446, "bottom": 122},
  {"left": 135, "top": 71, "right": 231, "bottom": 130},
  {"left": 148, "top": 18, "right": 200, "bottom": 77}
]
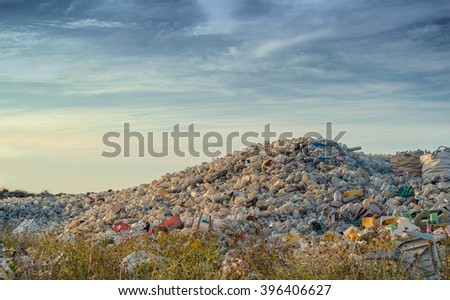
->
[
  {"left": 149, "top": 215, "right": 184, "bottom": 234},
  {"left": 113, "top": 221, "right": 130, "bottom": 233}
]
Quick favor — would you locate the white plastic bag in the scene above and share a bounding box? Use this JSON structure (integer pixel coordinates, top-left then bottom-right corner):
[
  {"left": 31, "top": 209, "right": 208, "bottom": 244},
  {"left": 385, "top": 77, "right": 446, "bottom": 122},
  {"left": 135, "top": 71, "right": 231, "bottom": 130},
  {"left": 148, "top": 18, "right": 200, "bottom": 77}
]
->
[{"left": 420, "top": 146, "right": 450, "bottom": 181}]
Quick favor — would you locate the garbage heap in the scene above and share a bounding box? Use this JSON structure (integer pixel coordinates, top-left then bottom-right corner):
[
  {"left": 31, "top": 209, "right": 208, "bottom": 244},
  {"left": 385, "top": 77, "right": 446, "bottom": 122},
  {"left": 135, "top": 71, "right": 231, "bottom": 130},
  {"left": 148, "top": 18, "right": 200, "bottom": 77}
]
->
[
  {"left": 64, "top": 137, "right": 406, "bottom": 235},
  {"left": 1, "top": 139, "right": 449, "bottom": 278}
]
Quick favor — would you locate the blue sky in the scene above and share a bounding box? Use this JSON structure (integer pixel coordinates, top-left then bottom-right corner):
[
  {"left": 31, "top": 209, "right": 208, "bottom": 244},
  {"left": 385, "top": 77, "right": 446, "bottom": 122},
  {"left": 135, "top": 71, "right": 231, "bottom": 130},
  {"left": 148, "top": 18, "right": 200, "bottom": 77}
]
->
[{"left": 1, "top": 0, "right": 450, "bottom": 193}]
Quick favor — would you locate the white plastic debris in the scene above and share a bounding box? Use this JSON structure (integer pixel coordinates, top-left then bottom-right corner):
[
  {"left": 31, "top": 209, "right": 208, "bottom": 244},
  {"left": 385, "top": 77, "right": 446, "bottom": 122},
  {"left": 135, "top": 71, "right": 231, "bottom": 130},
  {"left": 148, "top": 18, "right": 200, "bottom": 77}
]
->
[
  {"left": 392, "top": 217, "right": 420, "bottom": 238},
  {"left": 122, "top": 251, "right": 166, "bottom": 273},
  {"left": 12, "top": 219, "right": 39, "bottom": 235},
  {"left": 0, "top": 258, "right": 13, "bottom": 280}
]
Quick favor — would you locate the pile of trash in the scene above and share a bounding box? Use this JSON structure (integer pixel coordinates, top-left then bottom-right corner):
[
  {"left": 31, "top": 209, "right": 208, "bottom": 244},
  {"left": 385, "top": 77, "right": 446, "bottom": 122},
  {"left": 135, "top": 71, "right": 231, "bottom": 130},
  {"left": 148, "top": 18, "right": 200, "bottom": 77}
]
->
[
  {"left": 0, "top": 189, "right": 52, "bottom": 200},
  {"left": 1, "top": 138, "right": 449, "bottom": 278}
]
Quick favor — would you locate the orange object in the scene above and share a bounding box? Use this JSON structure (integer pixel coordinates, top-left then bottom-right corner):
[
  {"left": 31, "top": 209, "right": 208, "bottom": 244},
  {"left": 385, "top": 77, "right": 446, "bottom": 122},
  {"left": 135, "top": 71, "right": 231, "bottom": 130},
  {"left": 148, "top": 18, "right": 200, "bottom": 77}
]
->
[
  {"left": 343, "top": 189, "right": 364, "bottom": 198},
  {"left": 113, "top": 221, "right": 130, "bottom": 233},
  {"left": 149, "top": 215, "right": 184, "bottom": 235}
]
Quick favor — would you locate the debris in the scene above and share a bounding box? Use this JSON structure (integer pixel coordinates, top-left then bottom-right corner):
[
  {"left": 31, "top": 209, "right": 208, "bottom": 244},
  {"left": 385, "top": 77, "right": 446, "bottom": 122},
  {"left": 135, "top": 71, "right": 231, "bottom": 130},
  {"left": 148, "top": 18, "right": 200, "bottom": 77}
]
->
[
  {"left": 414, "top": 209, "right": 448, "bottom": 228},
  {"left": 343, "top": 225, "right": 359, "bottom": 238},
  {"left": 0, "top": 258, "right": 13, "bottom": 280},
  {"left": 158, "top": 188, "right": 169, "bottom": 197},
  {"left": 220, "top": 250, "right": 246, "bottom": 279},
  {"left": 12, "top": 219, "right": 39, "bottom": 235},
  {"left": 344, "top": 189, "right": 364, "bottom": 199},
  {"left": 347, "top": 147, "right": 362, "bottom": 152},
  {"left": 365, "top": 231, "right": 447, "bottom": 279},
  {"left": 392, "top": 218, "right": 420, "bottom": 238},
  {"left": 284, "top": 233, "right": 302, "bottom": 244},
  {"left": 430, "top": 213, "right": 439, "bottom": 225},
  {"left": 113, "top": 221, "right": 131, "bottom": 233},
  {"left": 308, "top": 219, "right": 324, "bottom": 234},
  {"left": 122, "top": 251, "right": 167, "bottom": 273},
  {"left": 379, "top": 216, "right": 397, "bottom": 226},
  {"left": 111, "top": 203, "right": 126, "bottom": 215},
  {"left": 66, "top": 220, "right": 84, "bottom": 232},
  {"left": 362, "top": 217, "right": 379, "bottom": 228},
  {"left": 335, "top": 156, "right": 346, "bottom": 163},
  {"left": 149, "top": 215, "right": 184, "bottom": 235},
  {"left": 397, "top": 185, "right": 414, "bottom": 198},
  {"left": 421, "top": 146, "right": 450, "bottom": 181},
  {"left": 391, "top": 151, "right": 424, "bottom": 177}
]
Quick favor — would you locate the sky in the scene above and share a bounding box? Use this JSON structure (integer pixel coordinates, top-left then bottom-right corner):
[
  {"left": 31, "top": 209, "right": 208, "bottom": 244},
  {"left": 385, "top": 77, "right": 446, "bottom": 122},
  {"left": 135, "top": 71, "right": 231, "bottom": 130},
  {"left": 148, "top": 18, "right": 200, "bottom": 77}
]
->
[{"left": 1, "top": 0, "right": 450, "bottom": 193}]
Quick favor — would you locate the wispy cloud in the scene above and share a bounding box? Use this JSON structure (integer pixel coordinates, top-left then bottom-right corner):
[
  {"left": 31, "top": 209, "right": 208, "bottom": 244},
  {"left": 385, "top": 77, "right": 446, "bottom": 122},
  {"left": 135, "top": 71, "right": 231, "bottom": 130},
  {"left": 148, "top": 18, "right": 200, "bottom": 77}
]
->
[
  {"left": 63, "top": 18, "right": 127, "bottom": 29},
  {"left": 253, "top": 29, "right": 334, "bottom": 58}
]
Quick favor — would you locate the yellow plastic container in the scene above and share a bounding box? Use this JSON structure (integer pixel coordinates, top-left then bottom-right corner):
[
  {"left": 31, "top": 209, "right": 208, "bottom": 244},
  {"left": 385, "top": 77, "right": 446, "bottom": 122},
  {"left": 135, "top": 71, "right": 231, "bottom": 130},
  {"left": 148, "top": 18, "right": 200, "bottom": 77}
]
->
[
  {"left": 343, "top": 189, "right": 364, "bottom": 198},
  {"left": 362, "top": 217, "right": 380, "bottom": 228},
  {"left": 348, "top": 231, "right": 362, "bottom": 241},
  {"left": 379, "top": 216, "right": 397, "bottom": 226}
]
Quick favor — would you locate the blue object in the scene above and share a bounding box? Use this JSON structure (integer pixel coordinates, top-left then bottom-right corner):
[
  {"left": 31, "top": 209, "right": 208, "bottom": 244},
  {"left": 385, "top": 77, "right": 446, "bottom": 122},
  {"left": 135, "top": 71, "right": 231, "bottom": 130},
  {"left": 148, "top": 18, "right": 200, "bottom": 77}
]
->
[{"left": 312, "top": 142, "right": 325, "bottom": 149}]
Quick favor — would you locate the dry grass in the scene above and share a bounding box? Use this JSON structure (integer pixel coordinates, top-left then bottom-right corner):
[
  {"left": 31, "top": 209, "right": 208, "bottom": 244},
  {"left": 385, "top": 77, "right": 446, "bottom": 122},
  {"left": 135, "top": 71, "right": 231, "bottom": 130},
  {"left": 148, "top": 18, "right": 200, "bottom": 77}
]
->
[{"left": 2, "top": 227, "right": 446, "bottom": 280}]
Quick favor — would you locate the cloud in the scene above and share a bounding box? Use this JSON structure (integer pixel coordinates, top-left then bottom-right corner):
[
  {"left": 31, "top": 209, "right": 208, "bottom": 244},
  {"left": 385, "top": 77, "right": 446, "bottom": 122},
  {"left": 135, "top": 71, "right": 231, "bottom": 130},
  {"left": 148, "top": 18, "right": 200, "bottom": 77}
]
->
[
  {"left": 0, "top": 29, "right": 41, "bottom": 54},
  {"left": 252, "top": 29, "right": 333, "bottom": 58},
  {"left": 63, "top": 18, "right": 127, "bottom": 29}
]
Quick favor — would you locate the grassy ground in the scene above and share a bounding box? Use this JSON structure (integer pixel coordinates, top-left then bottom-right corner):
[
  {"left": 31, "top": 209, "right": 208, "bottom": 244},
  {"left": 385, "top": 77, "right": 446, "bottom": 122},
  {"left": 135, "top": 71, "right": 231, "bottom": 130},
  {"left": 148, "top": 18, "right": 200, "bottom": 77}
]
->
[{"left": 2, "top": 228, "right": 446, "bottom": 280}]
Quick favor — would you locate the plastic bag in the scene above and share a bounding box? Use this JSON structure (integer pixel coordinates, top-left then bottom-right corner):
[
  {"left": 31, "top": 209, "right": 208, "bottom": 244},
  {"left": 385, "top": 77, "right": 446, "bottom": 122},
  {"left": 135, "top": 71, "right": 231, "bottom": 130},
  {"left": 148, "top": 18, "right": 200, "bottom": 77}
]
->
[{"left": 420, "top": 146, "right": 450, "bottom": 181}]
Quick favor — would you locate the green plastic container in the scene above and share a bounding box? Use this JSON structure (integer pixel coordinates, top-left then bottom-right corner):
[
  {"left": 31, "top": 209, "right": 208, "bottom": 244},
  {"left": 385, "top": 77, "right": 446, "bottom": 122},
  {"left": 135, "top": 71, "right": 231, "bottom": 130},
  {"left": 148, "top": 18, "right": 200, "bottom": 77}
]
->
[{"left": 429, "top": 213, "right": 439, "bottom": 224}]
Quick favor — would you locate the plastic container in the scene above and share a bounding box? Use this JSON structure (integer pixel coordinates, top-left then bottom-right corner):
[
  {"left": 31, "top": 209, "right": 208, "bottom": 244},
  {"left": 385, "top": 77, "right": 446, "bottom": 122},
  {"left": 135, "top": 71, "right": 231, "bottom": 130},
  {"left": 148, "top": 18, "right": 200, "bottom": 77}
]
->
[
  {"left": 149, "top": 215, "right": 184, "bottom": 234},
  {"left": 113, "top": 221, "right": 130, "bottom": 233},
  {"left": 343, "top": 189, "right": 364, "bottom": 198},
  {"left": 379, "top": 216, "right": 397, "bottom": 226},
  {"left": 362, "top": 217, "right": 379, "bottom": 228},
  {"left": 429, "top": 213, "right": 439, "bottom": 224}
]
